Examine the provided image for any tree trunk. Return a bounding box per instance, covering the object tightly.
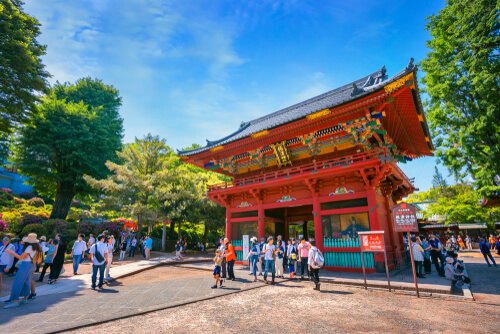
[162,221,167,251]
[178,221,182,239]
[203,223,209,248]
[136,214,143,240]
[49,181,75,219]
[169,220,176,239]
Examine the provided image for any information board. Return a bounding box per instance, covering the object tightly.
[242,235,249,262]
[392,202,419,232]
[361,233,384,251]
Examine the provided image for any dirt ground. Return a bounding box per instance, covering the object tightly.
[107,266,207,286]
[70,278,499,334]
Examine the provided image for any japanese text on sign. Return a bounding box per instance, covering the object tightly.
[392,202,419,232]
[361,234,384,251]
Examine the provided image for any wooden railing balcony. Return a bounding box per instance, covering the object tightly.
[207,148,386,193]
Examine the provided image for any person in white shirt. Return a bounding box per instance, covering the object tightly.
[261,236,276,284]
[71,234,87,275]
[104,237,114,280]
[86,234,95,263]
[0,235,15,294]
[307,240,322,291]
[110,235,116,249]
[128,237,137,257]
[89,235,108,289]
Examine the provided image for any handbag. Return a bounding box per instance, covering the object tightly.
[93,243,105,263]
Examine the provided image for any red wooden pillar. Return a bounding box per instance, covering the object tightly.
[258,202,265,240]
[366,189,380,230]
[225,207,231,240]
[313,195,323,251]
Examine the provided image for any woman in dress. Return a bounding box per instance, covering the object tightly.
[48,235,68,284]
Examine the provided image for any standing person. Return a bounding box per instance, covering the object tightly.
[489,235,497,250]
[457,236,464,251]
[183,237,188,254]
[36,239,58,282]
[262,236,276,284]
[421,236,432,275]
[144,235,153,260]
[35,236,46,272]
[411,236,425,278]
[71,234,87,275]
[89,235,108,290]
[257,237,266,276]
[86,234,95,262]
[297,237,311,280]
[288,253,297,278]
[308,240,323,290]
[104,236,114,280]
[0,235,15,293]
[248,237,260,282]
[465,235,472,251]
[128,236,137,257]
[479,238,497,267]
[175,238,183,260]
[3,234,42,309]
[287,239,298,259]
[211,250,223,289]
[224,238,236,281]
[119,239,127,261]
[140,237,146,259]
[49,236,67,284]
[8,238,22,275]
[219,238,227,280]
[275,240,285,278]
[110,235,116,249]
[428,234,446,277]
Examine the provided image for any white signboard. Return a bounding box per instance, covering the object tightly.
[242,235,249,262]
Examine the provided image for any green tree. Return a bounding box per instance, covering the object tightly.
[0,0,50,133]
[14,78,124,219]
[84,134,191,240]
[420,0,500,196]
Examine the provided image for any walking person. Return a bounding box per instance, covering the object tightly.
[86,234,95,262]
[219,238,227,279]
[257,237,265,276]
[428,234,446,277]
[249,237,260,282]
[89,235,108,290]
[211,250,223,289]
[411,236,425,278]
[275,240,285,278]
[0,235,15,294]
[104,236,114,281]
[421,236,432,275]
[3,234,42,309]
[36,239,58,282]
[35,236,46,272]
[8,238,22,275]
[128,236,137,257]
[465,235,472,250]
[175,238,183,260]
[49,236,68,284]
[262,236,276,284]
[119,239,127,261]
[308,240,323,290]
[297,237,311,280]
[479,238,497,267]
[224,238,236,281]
[71,234,87,275]
[144,235,153,260]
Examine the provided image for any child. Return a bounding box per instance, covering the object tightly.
[288,253,297,278]
[175,240,183,260]
[212,250,223,289]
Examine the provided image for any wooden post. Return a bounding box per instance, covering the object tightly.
[407,231,420,298]
[225,207,231,240]
[258,203,265,240]
[313,196,323,250]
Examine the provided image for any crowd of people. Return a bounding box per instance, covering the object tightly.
[0,229,155,309]
[212,235,324,291]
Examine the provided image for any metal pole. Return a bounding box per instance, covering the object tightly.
[407,231,419,298]
[382,234,391,292]
[360,246,367,289]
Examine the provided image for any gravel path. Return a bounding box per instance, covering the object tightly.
[69,280,500,333]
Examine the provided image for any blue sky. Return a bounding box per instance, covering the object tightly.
[23,0,452,192]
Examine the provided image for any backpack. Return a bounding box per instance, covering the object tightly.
[93,243,105,262]
[32,251,43,265]
[312,248,324,268]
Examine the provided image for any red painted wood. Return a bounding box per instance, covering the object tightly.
[235,247,243,251]
[226,208,231,239]
[258,203,264,240]
[231,217,259,223]
[313,196,323,250]
[320,206,369,216]
[318,191,367,204]
[263,198,313,209]
[323,266,376,274]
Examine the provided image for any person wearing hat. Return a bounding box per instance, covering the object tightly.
[0,234,15,294]
[444,256,465,288]
[248,237,261,282]
[3,233,42,309]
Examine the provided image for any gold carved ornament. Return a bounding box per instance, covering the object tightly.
[270,141,292,169]
[384,72,415,93]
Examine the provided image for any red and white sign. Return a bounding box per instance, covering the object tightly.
[392,202,419,232]
[361,234,384,251]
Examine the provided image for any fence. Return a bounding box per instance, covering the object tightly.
[151,238,178,252]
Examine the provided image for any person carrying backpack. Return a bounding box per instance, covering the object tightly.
[307,240,324,291]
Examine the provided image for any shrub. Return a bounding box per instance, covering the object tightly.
[76,220,95,235]
[1,188,13,196]
[0,214,6,232]
[22,214,45,226]
[19,192,35,200]
[27,197,45,208]
[5,217,23,235]
[21,223,48,238]
[43,219,70,237]
[13,198,25,205]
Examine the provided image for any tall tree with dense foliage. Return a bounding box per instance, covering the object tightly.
[84,134,192,240]
[0,0,50,133]
[14,78,123,219]
[420,0,500,195]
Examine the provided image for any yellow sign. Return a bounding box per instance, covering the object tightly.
[384,72,415,93]
[270,141,292,168]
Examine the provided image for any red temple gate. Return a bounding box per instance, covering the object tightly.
[178,59,434,273]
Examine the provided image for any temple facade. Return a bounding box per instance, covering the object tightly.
[179,59,434,272]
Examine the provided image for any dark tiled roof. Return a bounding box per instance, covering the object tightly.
[178,59,416,156]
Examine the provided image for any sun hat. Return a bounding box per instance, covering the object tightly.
[23,233,39,243]
[40,236,46,241]
[446,257,453,264]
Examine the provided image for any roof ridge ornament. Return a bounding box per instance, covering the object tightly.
[406,58,414,71]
